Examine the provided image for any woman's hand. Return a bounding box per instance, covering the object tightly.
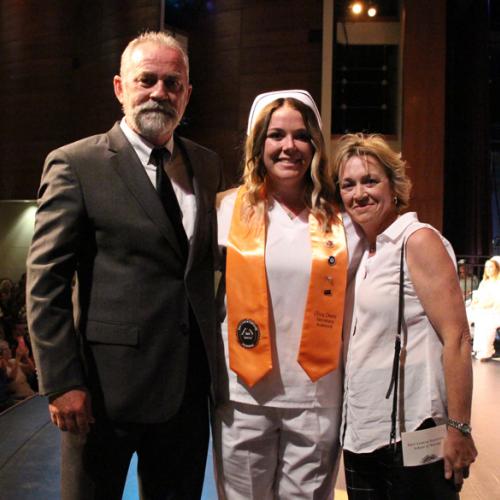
[443,427,477,491]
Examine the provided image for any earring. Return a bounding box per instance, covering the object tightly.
[393,196,398,206]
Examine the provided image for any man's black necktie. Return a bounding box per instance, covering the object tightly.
[151,147,189,259]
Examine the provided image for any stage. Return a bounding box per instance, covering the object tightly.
[0,396,217,500]
[1,358,499,499]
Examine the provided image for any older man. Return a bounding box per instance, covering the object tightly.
[27,32,224,499]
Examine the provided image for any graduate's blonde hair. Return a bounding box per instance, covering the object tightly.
[243,98,338,231]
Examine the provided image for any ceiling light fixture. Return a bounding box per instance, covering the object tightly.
[351,2,363,15]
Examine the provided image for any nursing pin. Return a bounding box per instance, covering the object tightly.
[237,319,260,349]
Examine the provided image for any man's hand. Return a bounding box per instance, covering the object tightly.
[49,388,95,434]
[443,428,477,491]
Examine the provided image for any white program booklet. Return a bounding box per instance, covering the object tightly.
[401,424,447,467]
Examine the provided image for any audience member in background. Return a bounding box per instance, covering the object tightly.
[0,345,15,412]
[472,257,500,360]
[13,325,37,391]
[458,259,478,302]
[0,339,35,400]
[0,278,14,305]
[13,273,27,324]
[0,279,15,344]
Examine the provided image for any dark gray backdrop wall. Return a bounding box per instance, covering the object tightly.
[444,0,491,256]
[0,0,161,200]
[184,0,324,186]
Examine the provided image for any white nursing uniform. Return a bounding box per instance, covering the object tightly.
[472,278,500,359]
[214,190,362,500]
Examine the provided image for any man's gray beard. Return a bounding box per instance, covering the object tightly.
[128,102,179,142]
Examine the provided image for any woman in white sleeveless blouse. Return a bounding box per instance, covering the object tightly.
[332,133,477,500]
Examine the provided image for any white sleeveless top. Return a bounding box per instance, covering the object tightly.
[341,212,456,453]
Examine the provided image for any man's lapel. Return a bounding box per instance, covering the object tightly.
[106,123,185,260]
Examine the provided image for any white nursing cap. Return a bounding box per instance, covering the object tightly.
[246,89,322,135]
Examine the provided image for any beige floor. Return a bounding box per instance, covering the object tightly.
[334,357,500,499]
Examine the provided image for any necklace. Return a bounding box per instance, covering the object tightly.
[282,204,305,219]
[271,193,306,219]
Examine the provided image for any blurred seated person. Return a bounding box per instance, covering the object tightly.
[0,340,35,400]
[458,259,478,302]
[0,279,14,316]
[13,273,27,316]
[472,257,500,360]
[13,324,37,391]
[0,352,15,412]
[0,279,15,344]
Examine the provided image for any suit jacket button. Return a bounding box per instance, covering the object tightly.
[180,323,189,334]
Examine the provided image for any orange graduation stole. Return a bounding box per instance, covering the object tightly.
[226,186,348,388]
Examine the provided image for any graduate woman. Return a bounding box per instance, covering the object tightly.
[214,90,360,499]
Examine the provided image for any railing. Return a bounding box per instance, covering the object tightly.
[455,255,492,302]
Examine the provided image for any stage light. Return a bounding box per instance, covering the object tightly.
[367,6,377,17]
[351,2,363,15]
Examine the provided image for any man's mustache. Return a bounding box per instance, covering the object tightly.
[136,101,178,119]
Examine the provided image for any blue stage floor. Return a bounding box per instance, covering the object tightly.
[0,396,217,500]
[4,359,499,500]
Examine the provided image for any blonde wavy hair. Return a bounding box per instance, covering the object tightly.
[483,258,500,281]
[331,133,412,210]
[242,98,337,231]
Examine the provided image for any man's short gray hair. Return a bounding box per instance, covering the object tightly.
[120,31,189,79]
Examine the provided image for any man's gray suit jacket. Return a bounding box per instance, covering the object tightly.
[27,122,224,423]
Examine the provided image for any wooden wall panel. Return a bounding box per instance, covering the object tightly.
[0,0,160,200]
[0,0,75,198]
[188,0,323,185]
[187,5,241,181]
[401,0,446,230]
[71,0,162,138]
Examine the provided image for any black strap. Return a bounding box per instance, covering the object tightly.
[385,242,405,450]
[151,148,189,259]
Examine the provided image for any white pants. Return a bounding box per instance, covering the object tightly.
[213,402,341,500]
